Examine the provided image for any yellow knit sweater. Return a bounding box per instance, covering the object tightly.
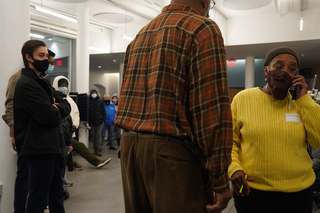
[228,87,320,192]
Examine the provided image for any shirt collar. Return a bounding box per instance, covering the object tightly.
[162,4,200,16]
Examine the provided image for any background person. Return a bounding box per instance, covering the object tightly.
[89,89,106,156]
[55,90,73,200]
[43,49,55,79]
[14,40,70,213]
[115,0,233,212]
[228,46,320,213]
[52,76,82,169]
[53,76,111,169]
[101,94,117,150]
[112,94,122,146]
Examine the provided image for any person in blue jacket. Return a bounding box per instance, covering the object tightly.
[101,94,117,150]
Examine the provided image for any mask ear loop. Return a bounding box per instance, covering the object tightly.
[288,90,291,110]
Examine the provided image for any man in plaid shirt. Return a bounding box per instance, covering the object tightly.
[115,0,232,212]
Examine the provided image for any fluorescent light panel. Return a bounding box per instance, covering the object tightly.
[121,34,134,41]
[30,33,45,39]
[35,6,78,23]
[300,17,303,31]
[89,46,110,53]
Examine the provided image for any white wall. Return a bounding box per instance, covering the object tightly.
[211,9,228,45]
[89,29,112,54]
[46,40,71,58]
[226,7,320,45]
[0,1,30,212]
[89,72,120,97]
[111,16,151,53]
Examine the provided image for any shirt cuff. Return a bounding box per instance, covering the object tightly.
[8,120,14,126]
[228,161,243,180]
[211,172,230,193]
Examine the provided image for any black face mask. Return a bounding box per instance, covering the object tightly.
[104,100,110,105]
[32,58,49,73]
[266,70,293,100]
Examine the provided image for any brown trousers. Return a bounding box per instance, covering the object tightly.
[120,132,213,213]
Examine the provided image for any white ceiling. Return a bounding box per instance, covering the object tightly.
[93,13,134,24]
[223,0,272,10]
[29,0,320,71]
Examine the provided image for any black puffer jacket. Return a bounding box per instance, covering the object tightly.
[14,67,71,156]
[88,89,106,126]
[61,115,74,147]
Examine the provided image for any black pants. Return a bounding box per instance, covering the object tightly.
[25,154,65,213]
[234,186,313,213]
[14,155,29,213]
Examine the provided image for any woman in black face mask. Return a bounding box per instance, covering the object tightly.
[25,44,49,75]
[228,46,320,213]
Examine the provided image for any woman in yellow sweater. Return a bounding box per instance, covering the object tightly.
[228,46,320,213]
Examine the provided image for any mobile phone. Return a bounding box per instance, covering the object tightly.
[289,72,299,100]
[289,85,299,100]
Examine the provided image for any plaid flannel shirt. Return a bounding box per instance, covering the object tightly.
[115,4,232,192]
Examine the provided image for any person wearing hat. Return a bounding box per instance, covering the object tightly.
[89,89,106,156]
[228,46,320,212]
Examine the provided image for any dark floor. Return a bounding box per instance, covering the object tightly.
[45,141,319,213]
[63,142,124,213]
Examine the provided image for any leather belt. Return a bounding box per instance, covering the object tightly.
[124,130,202,156]
[124,129,184,142]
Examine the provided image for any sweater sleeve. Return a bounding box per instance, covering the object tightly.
[228,94,244,178]
[296,94,320,148]
[68,96,80,128]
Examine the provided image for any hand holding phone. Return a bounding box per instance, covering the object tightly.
[291,75,308,100]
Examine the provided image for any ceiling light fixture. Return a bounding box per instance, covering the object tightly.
[300,1,303,31]
[89,46,110,53]
[30,33,45,39]
[34,5,78,23]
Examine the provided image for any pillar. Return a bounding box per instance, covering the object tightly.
[76,6,90,147]
[0,1,30,212]
[76,5,90,94]
[245,56,255,89]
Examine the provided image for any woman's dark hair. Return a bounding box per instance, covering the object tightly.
[21,39,47,67]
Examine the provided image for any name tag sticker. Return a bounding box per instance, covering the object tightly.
[285,113,301,124]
